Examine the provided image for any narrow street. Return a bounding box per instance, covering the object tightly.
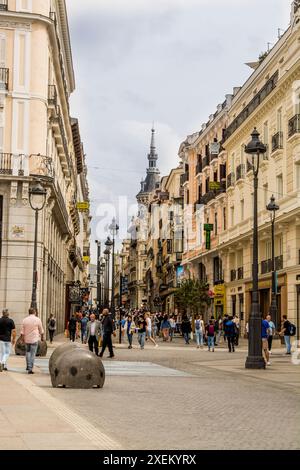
[1,337,299,450]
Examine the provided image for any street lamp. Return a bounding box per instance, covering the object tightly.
[29,181,47,312]
[245,128,267,370]
[104,237,113,308]
[100,259,106,309]
[109,218,119,320]
[95,240,102,313]
[266,195,280,325]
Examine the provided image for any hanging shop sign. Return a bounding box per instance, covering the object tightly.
[76,202,90,212]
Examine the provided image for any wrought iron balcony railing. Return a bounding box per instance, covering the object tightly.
[0,153,54,179]
[288,114,300,138]
[0,0,8,11]
[236,164,245,181]
[230,270,237,282]
[238,267,244,280]
[272,131,283,152]
[0,68,9,90]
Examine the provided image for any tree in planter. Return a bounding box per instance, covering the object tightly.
[175,278,211,325]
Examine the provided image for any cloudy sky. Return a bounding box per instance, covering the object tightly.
[66,0,290,254]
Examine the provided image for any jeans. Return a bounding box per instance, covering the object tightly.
[207,336,214,350]
[216,330,223,345]
[284,335,291,354]
[0,341,11,366]
[100,332,114,357]
[227,336,235,352]
[69,330,76,342]
[195,330,204,347]
[48,330,55,343]
[183,332,190,344]
[26,343,38,371]
[127,333,133,347]
[81,329,87,343]
[138,332,146,349]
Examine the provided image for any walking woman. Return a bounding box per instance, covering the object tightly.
[47,314,56,344]
[123,315,135,349]
[194,314,205,349]
[161,314,171,342]
[181,315,192,345]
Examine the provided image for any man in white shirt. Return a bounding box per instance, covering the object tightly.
[86,314,102,356]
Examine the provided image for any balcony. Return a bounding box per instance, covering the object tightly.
[0,153,54,179]
[0,1,8,11]
[0,68,9,91]
[272,131,283,153]
[288,114,300,138]
[180,172,189,185]
[196,162,202,175]
[275,255,283,271]
[199,191,215,205]
[236,164,245,181]
[261,259,272,275]
[238,267,244,280]
[48,84,58,108]
[230,270,237,282]
[227,172,235,189]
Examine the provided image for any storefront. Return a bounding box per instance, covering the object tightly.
[213,284,226,318]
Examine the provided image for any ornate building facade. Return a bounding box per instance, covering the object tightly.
[0,0,90,332]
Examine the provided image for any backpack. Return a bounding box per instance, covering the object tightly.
[208,325,215,335]
[288,322,296,337]
[195,320,200,330]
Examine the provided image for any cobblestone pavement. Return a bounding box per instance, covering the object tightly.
[1,335,299,450]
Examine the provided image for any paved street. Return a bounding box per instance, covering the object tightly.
[0,335,299,450]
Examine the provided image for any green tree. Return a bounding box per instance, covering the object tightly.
[175,278,211,318]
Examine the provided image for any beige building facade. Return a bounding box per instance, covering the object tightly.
[0,0,90,332]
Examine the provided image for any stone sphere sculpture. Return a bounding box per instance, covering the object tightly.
[50,347,105,389]
[15,337,48,357]
[49,342,79,378]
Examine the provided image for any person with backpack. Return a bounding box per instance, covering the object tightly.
[224,316,236,353]
[47,314,56,344]
[194,314,205,349]
[205,319,215,352]
[279,315,296,355]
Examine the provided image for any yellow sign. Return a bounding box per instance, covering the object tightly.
[214,284,225,297]
[83,256,90,263]
[76,202,90,212]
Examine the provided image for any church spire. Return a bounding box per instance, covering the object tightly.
[148,126,159,171]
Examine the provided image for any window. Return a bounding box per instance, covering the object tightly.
[240,145,244,166]
[231,206,235,227]
[240,199,244,222]
[214,213,218,236]
[266,241,272,260]
[296,164,300,190]
[263,184,268,208]
[278,236,283,256]
[231,153,235,173]
[277,108,282,132]
[276,174,283,199]
[223,207,226,230]
[263,121,269,145]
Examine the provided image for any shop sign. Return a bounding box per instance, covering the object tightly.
[76,202,90,212]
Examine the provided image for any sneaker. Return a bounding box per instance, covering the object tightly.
[107,355,115,359]
[212,349,215,352]
[267,362,271,366]
[269,351,272,355]
[155,344,158,348]
[28,371,34,375]
[3,366,7,371]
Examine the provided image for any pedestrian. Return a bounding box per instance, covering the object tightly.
[137,315,147,350]
[262,315,271,366]
[0,309,16,372]
[123,315,135,349]
[194,314,205,349]
[169,315,176,342]
[161,314,171,342]
[68,313,77,342]
[279,315,295,355]
[181,314,192,345]
[224,316,235,353]
[20,308,44,374]
[47,314,56,344]
[144,312,158,347]
[86,314,102,356]
[99,309,115,358]
[233,315,240,346]
[215,315,223,346]
[222,314,229,342]
[80,312,89,344]
[266,314,276,354]
[206,319,215,352]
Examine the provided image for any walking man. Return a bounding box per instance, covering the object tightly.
[137,315,147,350]
[86,314,102,356]
[0,309,16,372]
[20,308,44,374]
[99,309,115,358]
[68,313,78,342]
[224,316,235,353]
[279,315,292,355]
[47,314,56,344]
[266,314,276,354]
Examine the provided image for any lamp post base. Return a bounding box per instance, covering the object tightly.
[245,356,266,369]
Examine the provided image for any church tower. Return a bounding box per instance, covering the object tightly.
[137,127,161,206]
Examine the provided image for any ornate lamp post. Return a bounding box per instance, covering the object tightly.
[29,181,47,312]
[100,259,106,309]
[245,128,267,370]
[266,195,280,325]
[104,237,113,308]
[109,218,119,319]
[95,240,102,313]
